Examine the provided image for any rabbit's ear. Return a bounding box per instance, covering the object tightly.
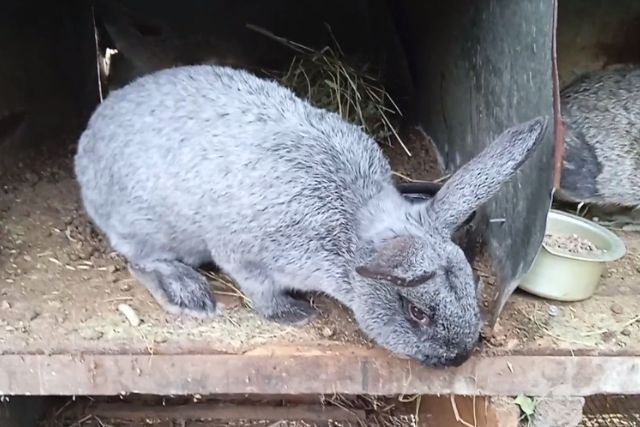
[355,236,436,288]
[426,116,548,234]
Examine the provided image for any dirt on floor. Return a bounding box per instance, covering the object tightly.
[0,151,371,355]
[0,128,443,357]
[384,125,444,184]
[1,138,639,359]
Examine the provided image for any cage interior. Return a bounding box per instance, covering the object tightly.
[0,0,562,361]
[0,0,454,358]
[2,1,640,425]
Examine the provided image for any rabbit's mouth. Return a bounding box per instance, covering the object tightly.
[421,349,473,368]
[446,350,474,367]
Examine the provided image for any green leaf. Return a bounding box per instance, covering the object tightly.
[514,394,536,417]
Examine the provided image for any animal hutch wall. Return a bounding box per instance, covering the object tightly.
[1,0,639,426]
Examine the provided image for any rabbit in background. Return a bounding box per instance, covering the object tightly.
[74,65,547,367]
[558,65,640,210]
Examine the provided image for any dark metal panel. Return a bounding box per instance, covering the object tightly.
[390,0,555,323]
[0,0,98,177]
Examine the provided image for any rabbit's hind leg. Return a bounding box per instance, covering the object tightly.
[128,259,220,318]
[225,261,316,324]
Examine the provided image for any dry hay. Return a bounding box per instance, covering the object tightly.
[202,269,253,308]
[247,24,409,156]
[43,394,419,427]
[321,394,418,427]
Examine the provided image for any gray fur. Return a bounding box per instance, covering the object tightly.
[74,65,546,367]
[559,65,640,207]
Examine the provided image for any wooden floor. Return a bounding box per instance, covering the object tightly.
[1,155,639,396]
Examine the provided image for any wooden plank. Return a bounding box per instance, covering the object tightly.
[0,354,638,397]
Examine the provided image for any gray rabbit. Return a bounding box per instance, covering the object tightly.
[74,65,546,367]
[558,65,640,208]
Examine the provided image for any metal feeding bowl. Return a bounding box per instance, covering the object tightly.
[519,209,627,302]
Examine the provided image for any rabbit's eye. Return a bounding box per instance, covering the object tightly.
[408,302,429,325]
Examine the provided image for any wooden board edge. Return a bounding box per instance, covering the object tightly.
[1,354,639,396]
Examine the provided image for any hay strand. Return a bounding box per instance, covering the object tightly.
[450,395,477,427]
[201,269,253,308]
[247,24,410,156]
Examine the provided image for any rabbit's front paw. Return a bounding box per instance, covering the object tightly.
[259,296,316,324]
